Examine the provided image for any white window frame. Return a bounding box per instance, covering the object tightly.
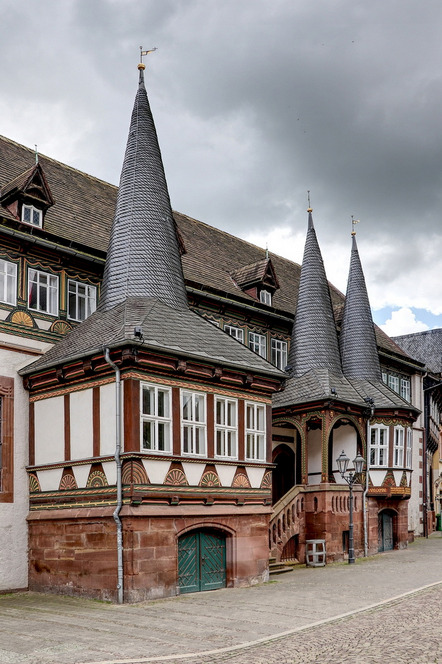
[67,279,97,321]
[271,338,287,370]
[249,331,267,358]
[0,259,17,306]
[140,383,172,453]
[400,378,411,402]
[245,401,266,461]
[382,371,388,385]
[393,426,405,467]
[181,390,207,457]
[260,289,272,306]
[388,374,399,394]
[22,204,42,228]
[28,268,58,315]
[369,424,389,467]
[406,428,413,468]
[224,324,244,343]
[215,396,238,459]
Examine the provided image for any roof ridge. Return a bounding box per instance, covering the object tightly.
[0,134,119,191]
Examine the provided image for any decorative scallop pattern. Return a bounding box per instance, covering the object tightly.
[10,311,34,327]
[232,473,251,488]
[199,471,221,487]
[29,473,41,493]
[59,473,77,491]
[87,469,108,487]
[51,320,72,335]
[164,468,188,486]
[122,459,149,485]
[260,471,272,489]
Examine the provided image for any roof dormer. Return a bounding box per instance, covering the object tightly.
[0,161,54,229]
[230,257,279,305]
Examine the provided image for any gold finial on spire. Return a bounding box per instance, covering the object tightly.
[307,190,312,213]
[351,215,360,236]
[139,46,157,70]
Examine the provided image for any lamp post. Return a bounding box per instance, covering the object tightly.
[336,450,365,564]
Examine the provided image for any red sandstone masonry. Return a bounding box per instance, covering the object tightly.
[28,507,271,602]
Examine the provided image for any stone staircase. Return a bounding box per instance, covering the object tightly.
[269,556,294,576]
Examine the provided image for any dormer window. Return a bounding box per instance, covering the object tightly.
[22,204,43,228]
[260,289,272,306]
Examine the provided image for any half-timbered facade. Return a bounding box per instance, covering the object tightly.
[0,61,428,600]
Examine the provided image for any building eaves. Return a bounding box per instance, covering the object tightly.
[20,296,285,379]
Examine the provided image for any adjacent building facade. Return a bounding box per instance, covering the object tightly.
[0,62,431,601]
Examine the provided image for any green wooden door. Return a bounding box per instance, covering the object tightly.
[178,530,226,594]
[378,511,394,552]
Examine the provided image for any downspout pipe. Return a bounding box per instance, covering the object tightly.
[363,398,375,558]
[104,347,124,604]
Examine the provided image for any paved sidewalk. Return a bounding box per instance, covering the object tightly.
[0,534,441,664]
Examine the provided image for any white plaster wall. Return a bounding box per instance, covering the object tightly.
[70,389,93,460]
[332,425,357,485]
[409,372,424,536]
[0,335,52,592]
[34,396,64,465]
[307,428,322,484]
[100,382,117,455]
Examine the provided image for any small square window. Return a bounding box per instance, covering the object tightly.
[260,290,272,306]
[22,205,42,228]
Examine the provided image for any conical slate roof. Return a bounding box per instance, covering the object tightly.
[288,210,342,377]
[98,65,188,312]
[340,234,381,380]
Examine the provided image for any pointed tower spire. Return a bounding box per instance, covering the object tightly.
[288,208,342,377]
[98,57,188,312]
[340,226,381,380]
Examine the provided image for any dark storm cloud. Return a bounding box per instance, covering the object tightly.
[0,0,441,322]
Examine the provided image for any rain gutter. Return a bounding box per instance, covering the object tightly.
[104,347,124,604]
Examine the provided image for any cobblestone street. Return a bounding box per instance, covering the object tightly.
[173,584,442,664]
[0,536,440,664]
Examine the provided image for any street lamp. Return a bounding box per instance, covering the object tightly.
[336,450,365,564]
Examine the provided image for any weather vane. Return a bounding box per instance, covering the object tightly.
[351,215,360,236]
[139,46,158,64]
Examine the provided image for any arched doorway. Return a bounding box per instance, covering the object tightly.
[272,444,295,504]
[178,529,226,594]
[378,510,395,552]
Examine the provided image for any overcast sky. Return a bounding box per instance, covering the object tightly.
[1,0,441,337]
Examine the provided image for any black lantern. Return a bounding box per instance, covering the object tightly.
[336,450,365,564]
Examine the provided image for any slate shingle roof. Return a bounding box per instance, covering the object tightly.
[393,329,442,374]
[273,368,417,411]
[20,296,284,378]
[340,234,381,380]
[99,67,188,312]
[288,211,342,377]
[0,135,412,363]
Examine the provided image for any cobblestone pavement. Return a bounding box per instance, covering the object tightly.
[0,535,440,664]
[168,585,442,664]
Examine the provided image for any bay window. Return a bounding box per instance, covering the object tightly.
[369,424,389,467]
[141,383,172,453]
[181,390,206,456]
[215,396,237,459]
[245,401,266,461]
